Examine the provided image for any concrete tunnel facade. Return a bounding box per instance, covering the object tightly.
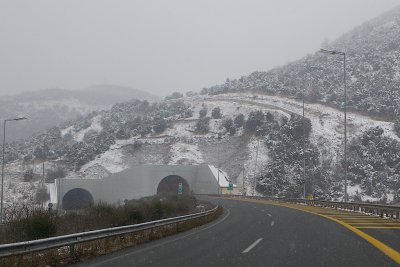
[54,164,235,210]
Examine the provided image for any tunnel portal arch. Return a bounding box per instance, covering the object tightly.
[157,175,190,194]
[62,188,94,210]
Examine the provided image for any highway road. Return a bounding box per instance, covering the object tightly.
[73,197,398,267]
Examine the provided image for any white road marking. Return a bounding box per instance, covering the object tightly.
[85,208,231,267]
[271,221,275,227]
[242,238,263,254]
[267,213,272,217]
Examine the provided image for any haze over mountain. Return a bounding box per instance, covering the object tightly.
[0,85,159,141]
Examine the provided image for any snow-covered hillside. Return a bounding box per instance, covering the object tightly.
[3,91,399,208]
[204,5,400,120]
[0,85,159,142]
[3,6,400,206]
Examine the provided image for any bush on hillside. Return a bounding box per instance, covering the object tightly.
[211,107,222,119]
[195,117,210,133]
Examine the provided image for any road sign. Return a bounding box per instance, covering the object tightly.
[228,182,233,191]
[178,182,183,194]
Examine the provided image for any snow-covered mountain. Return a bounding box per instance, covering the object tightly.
[0,85,160,141]
[3,6,400,206]
[3,91,400,206]
[204,5,400,120]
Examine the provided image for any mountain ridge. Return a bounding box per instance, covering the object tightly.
[0,84,160,141]
[203,5,400,119]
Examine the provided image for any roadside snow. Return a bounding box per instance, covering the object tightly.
[169,143,203,165]
[244,137,269,196]
[74,115,103,142]
[208,165,230,187]
[61,115,103,141]
[81,146,127,174]
[204,93,399,164]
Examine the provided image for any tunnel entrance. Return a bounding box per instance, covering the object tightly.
[62,188,94,210]
[157,175,190,194]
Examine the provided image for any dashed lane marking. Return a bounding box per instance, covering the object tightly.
[221,197,400,265]
[242,238,263,254]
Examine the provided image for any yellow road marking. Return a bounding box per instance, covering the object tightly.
[349,222,400,225]
[332,216,390,222]
[223,197,400,265]
[356,227,400,229]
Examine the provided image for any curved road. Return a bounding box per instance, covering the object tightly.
[74,197,397,267]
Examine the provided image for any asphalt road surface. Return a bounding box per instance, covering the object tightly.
[73,197,398,267]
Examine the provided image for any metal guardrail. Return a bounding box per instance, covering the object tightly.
[0,206,219,258]
[216,194,400,220]
[286,198,400,219]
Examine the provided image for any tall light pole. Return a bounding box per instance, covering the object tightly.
[319,48,348,202]
[302,90,306,199]
[1,117,27,223]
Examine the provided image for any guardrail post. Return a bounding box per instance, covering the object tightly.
[16,254,23,267]
[70,244,76,259]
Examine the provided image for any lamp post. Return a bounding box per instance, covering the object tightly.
[319,48,347,202]
[217,133,221,195]
[1,117,27,223]
[302,90,306,199]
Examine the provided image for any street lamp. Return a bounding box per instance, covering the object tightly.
[1,117,27,223]
[319,48,348,202]
[302,88,306,199]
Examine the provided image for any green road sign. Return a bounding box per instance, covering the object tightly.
[178,182,183,194]
[228,182,233,191]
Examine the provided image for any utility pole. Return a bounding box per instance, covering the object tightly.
[217,133,221,195]
[253,139,260,196]
[242,158,245,196]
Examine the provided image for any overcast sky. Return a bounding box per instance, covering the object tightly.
[0,0,399,97]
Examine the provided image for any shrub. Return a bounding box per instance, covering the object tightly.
[223,118,236,135]
[199,108,207,118]
[21,211,57,240]
[195,117,210,133]
[245,110,264,132]
[23,169,34,182]
[165,92,183,100]
[35,187,50,204]
[234,114,245,127]
[46,166,67,182]
[211,107,222,119]
[133,140,143,149]
[184,109,193,118]
[153,117,167,134]
[394,118,400,137]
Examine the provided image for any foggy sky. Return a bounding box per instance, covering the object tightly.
[0,0,399,97]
